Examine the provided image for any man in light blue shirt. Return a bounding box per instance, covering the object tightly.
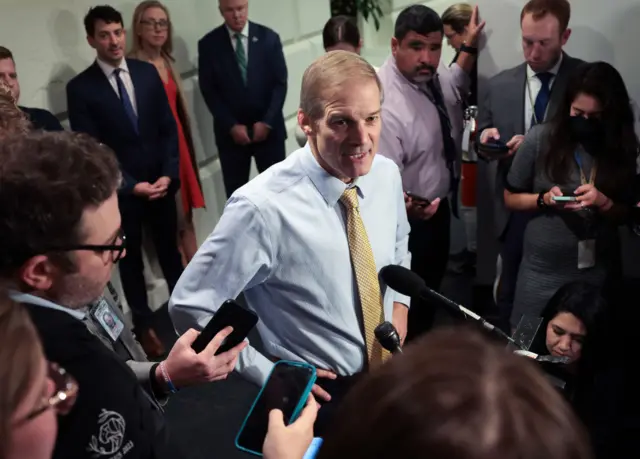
[170,50,411,430]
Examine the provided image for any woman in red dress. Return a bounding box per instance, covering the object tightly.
[129,0,205,264]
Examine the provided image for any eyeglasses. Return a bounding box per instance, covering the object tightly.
[43,228,127,263]
[141,19,169,30]
[14,362,79,426]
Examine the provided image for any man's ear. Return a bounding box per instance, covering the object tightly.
[298,109,314,136]
[18,255,56,291]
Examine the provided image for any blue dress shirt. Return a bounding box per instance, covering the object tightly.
[169,145,411,386]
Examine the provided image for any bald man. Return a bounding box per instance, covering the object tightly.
[198,0,288,197]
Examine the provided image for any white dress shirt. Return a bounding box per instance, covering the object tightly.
[226,22,250,63]
[96,57,138,115]
[524,54,563,132]
[169,145,411,386]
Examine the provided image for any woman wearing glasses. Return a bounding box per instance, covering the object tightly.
[1,296,78,459]
[129,0,205,265]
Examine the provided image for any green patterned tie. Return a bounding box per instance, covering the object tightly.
[234,33,247,84]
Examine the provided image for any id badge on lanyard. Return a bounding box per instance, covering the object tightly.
[91,298,125,342]
[575,152,597,270]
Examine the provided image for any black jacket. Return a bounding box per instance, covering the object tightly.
[27,303,165,459]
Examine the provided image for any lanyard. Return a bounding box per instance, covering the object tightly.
[575,152,597,185]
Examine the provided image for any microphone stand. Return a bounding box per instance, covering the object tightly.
[418,288,525,350]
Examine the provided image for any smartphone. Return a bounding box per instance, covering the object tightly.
[406,191,431,206]
[191,299,258,354]
[552,196,578,202]
[235,361,317,456]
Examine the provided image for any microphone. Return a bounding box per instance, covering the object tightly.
[380,265,522,349]
[374,321,403,354]
[513,350,571,364]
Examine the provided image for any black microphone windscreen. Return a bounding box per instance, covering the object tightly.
[374,321,401,353]
[380,265,426,298]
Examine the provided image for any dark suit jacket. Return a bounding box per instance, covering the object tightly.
[198,22,288,147]
[477,53,585,238]
[66,59,179,194]
[19,105,63,131]
[26,304,163,459]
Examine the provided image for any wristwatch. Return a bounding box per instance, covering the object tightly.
[537,191,547,209]
[460,43,478,55]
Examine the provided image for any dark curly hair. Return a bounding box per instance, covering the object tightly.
[0,131,122,275]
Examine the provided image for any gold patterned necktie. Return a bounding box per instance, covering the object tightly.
[340,187,390,365]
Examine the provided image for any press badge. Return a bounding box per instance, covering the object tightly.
[578,239,596,270]
[92,298,124,341]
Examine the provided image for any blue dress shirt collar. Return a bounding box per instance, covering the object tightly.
[298,143,375,206]
[9,291,86,320]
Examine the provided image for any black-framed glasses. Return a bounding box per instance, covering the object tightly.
[14,362,79,426]
[44,228,126,263]
[141,19,169,30]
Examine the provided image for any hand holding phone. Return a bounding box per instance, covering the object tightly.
[262,395,319,459]
[405,193,441,220]
[191,299,258,354]
[236,361,317,456]
[159,326,247,389]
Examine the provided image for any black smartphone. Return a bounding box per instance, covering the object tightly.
[235,361,317,456]
[406,191,431,206]
[191,299,258,354]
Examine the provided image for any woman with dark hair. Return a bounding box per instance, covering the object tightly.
[322,15,362,53]
[529,281,630,459]
[530,281,607,369]
[504,62,638,327]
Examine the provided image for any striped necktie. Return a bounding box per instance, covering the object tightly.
[234,33,247,84]
[340,187,390,365]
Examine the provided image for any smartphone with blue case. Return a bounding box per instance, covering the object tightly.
[235,360,317,456]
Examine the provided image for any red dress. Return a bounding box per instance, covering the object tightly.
[163,74,205,214]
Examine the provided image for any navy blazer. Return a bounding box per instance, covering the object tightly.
[198,22,288,146]
[66,59,179,194]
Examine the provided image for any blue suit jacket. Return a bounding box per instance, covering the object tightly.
[198,22,288,146]
[66,59,179,194]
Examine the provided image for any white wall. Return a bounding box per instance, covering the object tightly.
[1,0,331,312]
[475,0,640,283]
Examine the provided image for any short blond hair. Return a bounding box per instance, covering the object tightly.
[300,50,381,121]
[442,3,473,33]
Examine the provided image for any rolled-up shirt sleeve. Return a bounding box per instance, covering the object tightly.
[169,196,276,386]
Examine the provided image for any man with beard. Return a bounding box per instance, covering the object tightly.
[477,0,583,332]
[377,5,483,341]
[66,5,183,357]
[0,131,245,458]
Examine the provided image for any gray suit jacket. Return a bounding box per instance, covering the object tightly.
[477,53,584,238]
[82,283,168,412]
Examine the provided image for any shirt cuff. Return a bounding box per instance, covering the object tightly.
[394,292,411,309]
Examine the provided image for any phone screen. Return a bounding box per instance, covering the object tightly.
[236,362,316,455]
